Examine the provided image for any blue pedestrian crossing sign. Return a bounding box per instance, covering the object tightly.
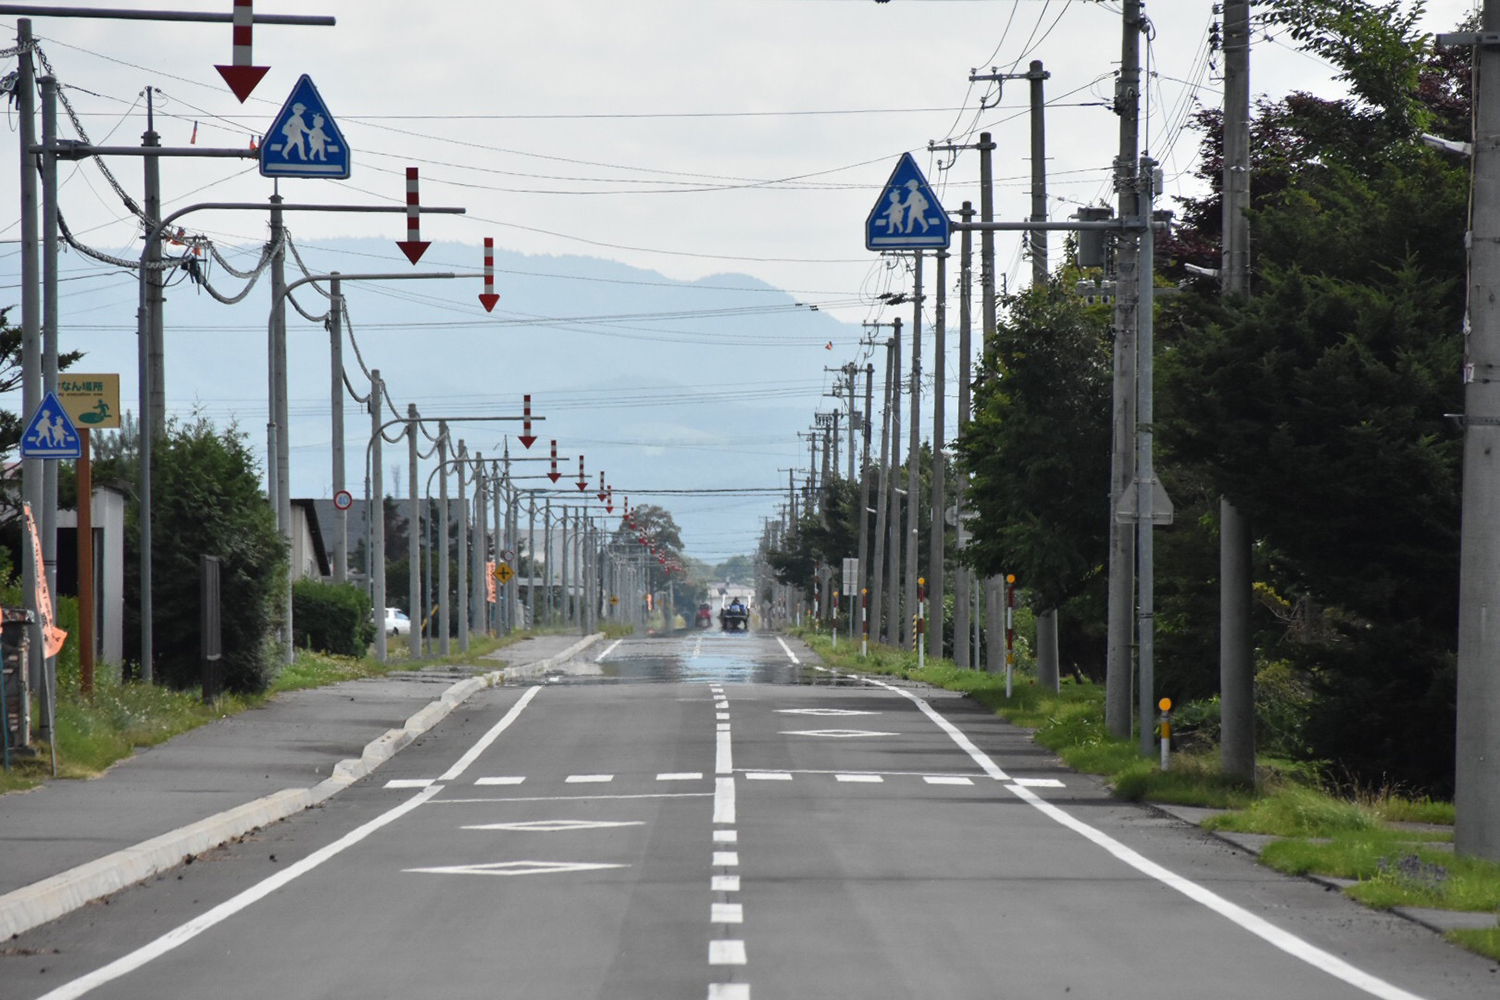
[20,391,81,460]
[866,152,950,251]
[260,74,350,179]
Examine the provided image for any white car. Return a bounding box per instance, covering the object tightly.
[383,607,411,637]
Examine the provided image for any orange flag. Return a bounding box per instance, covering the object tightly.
[23,502,67,658]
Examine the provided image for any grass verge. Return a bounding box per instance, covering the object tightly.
[1,627,576,794]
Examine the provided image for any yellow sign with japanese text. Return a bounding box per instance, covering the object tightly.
[56,374,121,429]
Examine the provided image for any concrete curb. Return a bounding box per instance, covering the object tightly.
[0,633,605,940]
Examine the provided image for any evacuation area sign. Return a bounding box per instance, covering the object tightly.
[865,152,950,251]
[56,373,121,429]
[21,392,81,459]
[261,74,350,179]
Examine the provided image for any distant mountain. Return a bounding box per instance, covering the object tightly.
[5,237,859,563]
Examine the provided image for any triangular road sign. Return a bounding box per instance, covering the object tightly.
[261,75,351,179]
[20,391,81,459]
[866,153,950,251]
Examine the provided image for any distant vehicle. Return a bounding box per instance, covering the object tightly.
[696,603,714,629]
[720,597,749,633]
[384,607,411,637]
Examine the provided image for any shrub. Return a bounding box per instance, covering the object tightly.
[293,579,374,656]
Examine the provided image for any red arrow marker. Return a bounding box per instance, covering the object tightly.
[479,237,500,312]
[518,395,537,449]
[547,440,561,483]
[215,1,270,103]
[597,471,607,503]
[396,167,431,264]
[605,487,614,515]
[576,456,588,492]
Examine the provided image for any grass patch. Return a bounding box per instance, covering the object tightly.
[2,628,566,793]
[1447,927,1500,961]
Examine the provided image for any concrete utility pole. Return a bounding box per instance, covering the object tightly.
[17,20,41,715]
[370,371,387,663]
[144,86,165,442]
[885,317,904,646]
[329,278,347,584]
[870,330,896,645]
[437,424,450,653]
[40,74,60,736]
[1219,0,1256,782]
[1453,4,1500,861]
[955,202,974,669]
[905,253,923,651]
[858,360,874,637]
[979,131,1004,674]
[1107,0,1144,738]
[407,405,421,659]
[929,247,946,662]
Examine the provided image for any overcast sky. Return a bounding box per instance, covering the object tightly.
[0,0,1482,563]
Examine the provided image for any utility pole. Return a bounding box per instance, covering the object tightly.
[859,359,874,639]
[370,370,387,662]
[869,326,897,645]
[457,440,469,651]
[885,316,904,646]
[407,404,421,659]
[1220,0,1256,782]
[144,86,165,441]
[905,253,923,652]
[955,202,975,669]
[930,246,946,661]
[18,19,42,714]
[1452,5,1500,861]
[329,278,347,584]
[438,423,450,654]
[1107,0,1144,738]
[979,131,1003,673]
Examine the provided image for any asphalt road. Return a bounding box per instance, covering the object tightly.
[6,630,1498,1000]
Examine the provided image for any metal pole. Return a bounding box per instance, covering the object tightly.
[885,317,903,647]
[40,74,59,729]
[407,405,421,659]
[438,423,450,654]
[371,370,386,663]
[18,20,43,708]
[930,247,946,662]
[329,276,347,584]
[905,254,922,652]
[269,193,293,665]
[457,440,469,651]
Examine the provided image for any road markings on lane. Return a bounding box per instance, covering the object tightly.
[565,774,615,783]
[439,685,544,782]
[461,820,644,832]
[595,638,624,661]
[404,860,628,877]
[924,776,975,786]
[714,830,738,843]
[1014,778,1065,788]
[437,792,713,805]
[775,636,800,663]
[717,712,731,720]
[835,774,884,783]
[708,985,750,999]
[717,729,734,773]
[713,851,740,866]
[33,784,445,1000]
[476,776,527,786]
[828,665,1431,1000]
[778,728,900,738]
[745,772,794,781]
[712,903,745,924]
[776,708,880,716]
[715,777,737,824]
[659,771,704,781]
[709,940,748,965]
[384,778,436,789]
[713,875,740,892]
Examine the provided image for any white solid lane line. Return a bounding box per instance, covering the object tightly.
[36,785,444,1000]
[775,636,800,664]
[595,638,624,661]
[439,685,543,782]
[845,666,1431,1000]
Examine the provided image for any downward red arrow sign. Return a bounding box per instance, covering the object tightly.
[214,0,270,103]
[519,395,537,449]
[576,456,588,492]
[547,440,560,483]
[479,237,500,312]
[597,471,607,503]
[396,167,431,264]
[606,487,614,514]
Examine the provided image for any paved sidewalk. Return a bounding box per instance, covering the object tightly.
[0,631,600,938]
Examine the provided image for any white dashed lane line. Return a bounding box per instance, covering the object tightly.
[710,686,748,998]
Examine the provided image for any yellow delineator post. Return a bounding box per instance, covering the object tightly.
[1159,697,1173,771]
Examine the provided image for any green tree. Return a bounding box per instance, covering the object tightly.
[95,418,285,692]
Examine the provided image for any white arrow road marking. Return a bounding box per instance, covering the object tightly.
[776,708,880,716]
[462,820,644,832]
[404,860,628,877]
[778,729,900,738]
